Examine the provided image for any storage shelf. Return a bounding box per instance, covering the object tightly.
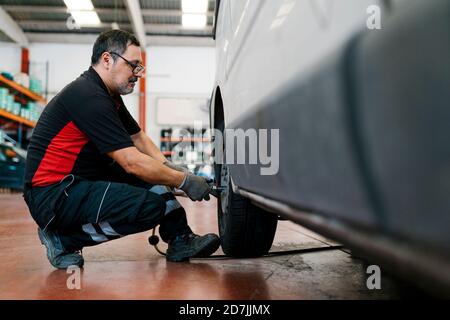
[0,109,36,128]
[0,75,46,103]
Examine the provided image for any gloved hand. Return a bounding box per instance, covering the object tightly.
[164,160,188,173]
[178,172,211,201]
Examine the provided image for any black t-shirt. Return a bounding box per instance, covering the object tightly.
[25,67,141,187]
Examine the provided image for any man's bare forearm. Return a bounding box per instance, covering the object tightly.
[108,147,184,187]
[130,152,184,187]
[131,130,167,163]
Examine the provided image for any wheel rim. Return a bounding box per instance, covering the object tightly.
[217,162,230,237]
[219,163,229,214]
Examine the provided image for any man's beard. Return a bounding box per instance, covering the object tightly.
[117,77,138,95]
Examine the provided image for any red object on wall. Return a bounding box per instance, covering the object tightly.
[139,51,147,133]
[21,47,29,74]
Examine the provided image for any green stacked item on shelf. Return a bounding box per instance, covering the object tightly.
[1,72,13,81]
[26,101,42,121]
[0,83,43,121]
[27,102,33,121]
[0,85,43,121]
[13,102,21,116]
[29,77,42,95]
[20,105,26,119]
[0,88,8,109]
[36,106,43,121]
[6,95,14,113]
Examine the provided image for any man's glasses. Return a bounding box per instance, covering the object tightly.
[109,52,145,75]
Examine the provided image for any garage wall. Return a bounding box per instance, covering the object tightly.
[0,42,216,144]
[146,46,215,146]
[0,42,21,76]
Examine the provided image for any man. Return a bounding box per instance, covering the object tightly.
[23,30,220,269]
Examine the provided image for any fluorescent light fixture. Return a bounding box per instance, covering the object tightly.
[63,0,94,11]
[182,0,208,14]
[182,14,207,29]
[71,11,101,26]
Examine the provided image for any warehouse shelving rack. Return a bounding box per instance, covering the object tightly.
[160,131,212,158]
[0,74,47,147]
[160,128,214,179]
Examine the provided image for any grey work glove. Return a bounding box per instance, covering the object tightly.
[164,160,188,173]
[178,172,211,201]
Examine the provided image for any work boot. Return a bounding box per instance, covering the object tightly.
[166,233,220,262]
[37,227,84,269]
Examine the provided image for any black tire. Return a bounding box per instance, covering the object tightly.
[216,163,278,257]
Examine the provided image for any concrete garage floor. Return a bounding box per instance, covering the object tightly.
[0,193,428,300]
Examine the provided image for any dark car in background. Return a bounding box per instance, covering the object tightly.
[0,143,26,190]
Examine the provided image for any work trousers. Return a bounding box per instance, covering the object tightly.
[23,164,192,252]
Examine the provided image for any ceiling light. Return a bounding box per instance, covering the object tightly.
[182,14,207,29]
[182,0,208,14]
[63,0,94,11]
[70,11,101,26]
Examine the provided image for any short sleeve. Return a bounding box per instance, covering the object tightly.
[65,93,134,154]
[117,102,141,135]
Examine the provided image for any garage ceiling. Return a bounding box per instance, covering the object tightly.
[0,0,216,46]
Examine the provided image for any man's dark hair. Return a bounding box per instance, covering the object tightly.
[91,30,140,65]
